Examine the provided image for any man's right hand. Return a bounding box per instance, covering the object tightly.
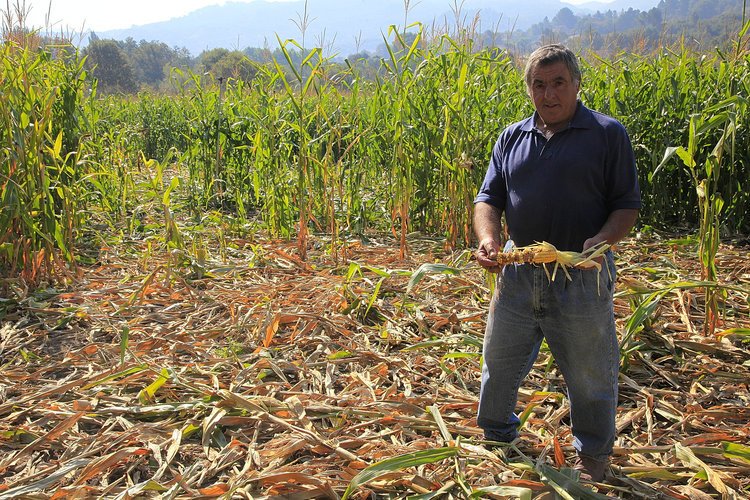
[476,237,503,273]
[473,202,504,273]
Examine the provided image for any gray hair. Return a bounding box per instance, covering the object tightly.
[524,44,581,88]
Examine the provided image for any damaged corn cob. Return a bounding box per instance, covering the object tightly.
[492,242,558,265]
[492,241,610,282]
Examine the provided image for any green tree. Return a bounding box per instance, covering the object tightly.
[82,39,138,94]
[200,47,230,74]
[211,51,259,82]
[244,47,273,64]
[552,7,578,31]
[130,40,173,86]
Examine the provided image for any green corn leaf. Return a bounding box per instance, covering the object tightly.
[53,131,63,159]
[114,480,168,500]
[440,352,480,376]
[401,339,446,351]
[361,264,393,278]
[462,335,483,348]
[739,16,750,38]
[674,443,729,497]
[716,328,750,341]
[327,350,352,360]
[695,112,729,136]
[649,146,682,182]
[364,277,385,318]
[162,176,179,207]
[276,36,303,83]
[674,146,695,169]
[407,263,462,293]
[81,365,149,390]
[517,403,537,429]
[345,262,362,282]
[341,447,459,500]
[620,290,663,352]
[536,464,611,499]
[138,368,171,404]
[721,441,750,464]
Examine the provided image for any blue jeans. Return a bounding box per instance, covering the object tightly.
[478,252,619,462]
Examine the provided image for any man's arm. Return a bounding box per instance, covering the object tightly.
[583,208,639,251]
[474,202,504,272]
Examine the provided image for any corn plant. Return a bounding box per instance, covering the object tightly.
[5,17,750,281]
[656,96,745,334]
[582,49,750,233]
[0,40,88,279]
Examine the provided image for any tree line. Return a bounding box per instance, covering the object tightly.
[484,0,746,55]
[79,0,746,95]
[81,34,385,95]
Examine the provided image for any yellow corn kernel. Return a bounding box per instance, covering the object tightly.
[529,242,557,264]
[493,242,556,265]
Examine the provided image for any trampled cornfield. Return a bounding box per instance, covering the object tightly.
[2,21,750,500]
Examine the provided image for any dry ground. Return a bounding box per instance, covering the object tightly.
[0,232,748,499]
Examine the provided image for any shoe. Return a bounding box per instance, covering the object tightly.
[574,455,609,482]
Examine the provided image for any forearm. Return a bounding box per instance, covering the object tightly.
[584,208,639,251]
[474,202,504,269]
[474,202,503,243]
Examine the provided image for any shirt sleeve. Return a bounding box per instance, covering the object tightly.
[605,122,642,212]
[474,136,507,211]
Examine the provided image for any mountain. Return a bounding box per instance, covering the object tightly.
[96,0,661,57]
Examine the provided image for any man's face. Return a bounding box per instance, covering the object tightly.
[527,61,580,131]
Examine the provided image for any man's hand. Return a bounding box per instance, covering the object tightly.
[579,209,639,268]
[579,236,607,268]
[476,237,503,273]
[474,202,505,273]
[583,235,607,252]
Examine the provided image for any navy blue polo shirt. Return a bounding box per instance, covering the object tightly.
[474,102,641,252]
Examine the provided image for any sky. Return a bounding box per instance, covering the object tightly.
[20,0,282,32]
[19,0,607,32]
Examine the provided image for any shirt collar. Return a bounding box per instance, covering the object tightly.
[520,100,593,132]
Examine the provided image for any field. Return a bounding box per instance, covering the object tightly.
[0,228,749,499]
[2,14,750,500]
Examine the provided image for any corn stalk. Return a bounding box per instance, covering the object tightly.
[656,96,744,335]
[0,39,88,281]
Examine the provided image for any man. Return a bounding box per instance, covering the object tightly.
[473,44,641,483]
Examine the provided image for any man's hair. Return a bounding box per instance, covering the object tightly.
[524,44,581,88]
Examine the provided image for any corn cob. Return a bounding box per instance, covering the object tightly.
[492,241,610,281]
[492,242,557,265]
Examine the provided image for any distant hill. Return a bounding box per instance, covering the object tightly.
[96,0,662,57]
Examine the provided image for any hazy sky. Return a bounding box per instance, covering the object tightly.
[20,0,277,31]
[20,0,603,32]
